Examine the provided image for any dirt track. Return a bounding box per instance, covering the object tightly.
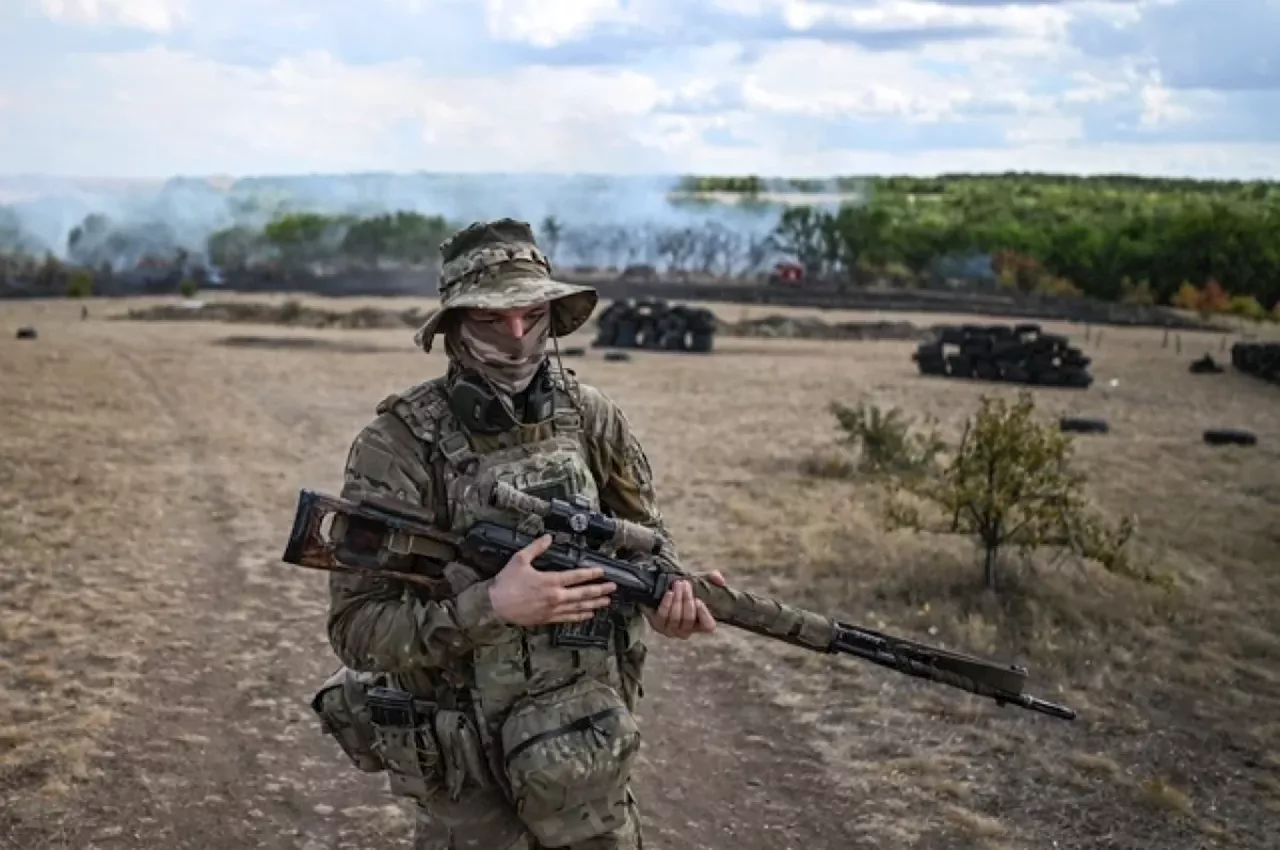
[3,298,1279,850]
[0,308,876,850]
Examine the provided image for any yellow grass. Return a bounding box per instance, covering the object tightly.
[2,293,1279,848]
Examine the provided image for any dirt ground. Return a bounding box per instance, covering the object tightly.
[2,295,1279,850]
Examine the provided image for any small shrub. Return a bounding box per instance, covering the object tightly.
[1227,295,1266,322]
[886,392,1145,590]
[66,270,93,299]
[1120,278,1155,306]
[1198,279,1231,316]
[1171,281,1200,310]
[178,277,198,298]
[279,298,304,321]
[1033,276,1084,298]
[826,401,944,477]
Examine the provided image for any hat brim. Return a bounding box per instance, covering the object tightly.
[413,275,598,352]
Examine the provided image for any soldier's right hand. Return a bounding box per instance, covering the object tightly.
[488,534,617,627]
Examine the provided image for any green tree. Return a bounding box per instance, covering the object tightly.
[67,269,93,298]
[207,225,265,271]
[887,393,1141,590]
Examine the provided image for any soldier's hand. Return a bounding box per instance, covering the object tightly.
[643,570,726,640]
[489,534,617,627]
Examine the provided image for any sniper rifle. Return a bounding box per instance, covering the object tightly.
[281,483,1076,721]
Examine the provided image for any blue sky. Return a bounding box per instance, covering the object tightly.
[1,0,1278,178]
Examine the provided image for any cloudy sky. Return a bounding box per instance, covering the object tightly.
[0,0,1277,179]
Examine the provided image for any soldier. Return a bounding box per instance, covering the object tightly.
[322,218,724,849]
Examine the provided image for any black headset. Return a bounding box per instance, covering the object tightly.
[446,359,556,436]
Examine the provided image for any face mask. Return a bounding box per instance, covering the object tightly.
[444,309,551,394]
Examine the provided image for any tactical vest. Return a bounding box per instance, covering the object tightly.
[374,367,645,731]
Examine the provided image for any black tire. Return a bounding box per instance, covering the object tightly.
[1062,353,1092,368]
[1000,363,1030,384]
[1027,354,1057,373]
[947,354,973,378]
[1060,417,1109,434]
[1203,428,1257,447]
[1059,369,1094,389]
[688,331,715,353]
[990,339,1024,358]
[603,351,632,363]
[612,322,639,348]
[917,356,947,376]
[973,359,1000,381]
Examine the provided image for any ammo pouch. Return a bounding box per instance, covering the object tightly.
[500,676,641,846]
[309,667,386,774]
[365,686,447,804]
[363,686,495,805]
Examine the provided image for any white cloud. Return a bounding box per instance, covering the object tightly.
[1139,81,1194,126]
[1063,71,1132,105]
[2,0,1278,179]
[1005,114,1084,146]
[785,0,1069,38]
[0,47,672,175]
[739,42,972,120]
[39,0,187,32]
[483,0,637,48]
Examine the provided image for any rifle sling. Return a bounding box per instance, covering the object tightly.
[386,529,457,563]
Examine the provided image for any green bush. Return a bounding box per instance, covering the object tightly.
[827,401,944,477]
[66,270,93,298]
[1227,294,1267,321]
[886,393,1149,590]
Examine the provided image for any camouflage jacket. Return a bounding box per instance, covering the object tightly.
[325,370,683,696]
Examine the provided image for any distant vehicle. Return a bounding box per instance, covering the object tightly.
[767,261,805,287]
[619,264,658,282]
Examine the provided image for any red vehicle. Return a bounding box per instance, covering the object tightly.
[767,261,805,286]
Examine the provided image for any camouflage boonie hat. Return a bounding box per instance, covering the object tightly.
[413,218,598,352]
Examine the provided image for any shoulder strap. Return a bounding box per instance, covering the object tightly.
[436,412,480,475]
[548,365,585,442]
[374,378,457,528]
[375,378,449,443]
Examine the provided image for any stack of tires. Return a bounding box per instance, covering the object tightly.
[593,298,717,353]
[1231,341,1280,385]
[912,323,1093,389]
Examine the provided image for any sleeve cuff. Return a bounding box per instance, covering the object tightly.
[453,580,511,646]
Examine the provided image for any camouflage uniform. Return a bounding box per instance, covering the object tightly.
[323,220,681,850]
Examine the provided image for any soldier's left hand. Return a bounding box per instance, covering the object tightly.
[643,571,727,640]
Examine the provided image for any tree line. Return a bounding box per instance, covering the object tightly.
[2,173,1279,320]
[763,174,1280,318]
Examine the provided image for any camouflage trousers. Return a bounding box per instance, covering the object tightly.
[412,786,643,850]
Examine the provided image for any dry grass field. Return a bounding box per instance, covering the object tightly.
[2,294,1278,850]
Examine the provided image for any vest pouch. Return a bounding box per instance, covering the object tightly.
[309,667,386,774]
[500,676,641,846]
[367,686,447,804]
[617,639,648,712]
